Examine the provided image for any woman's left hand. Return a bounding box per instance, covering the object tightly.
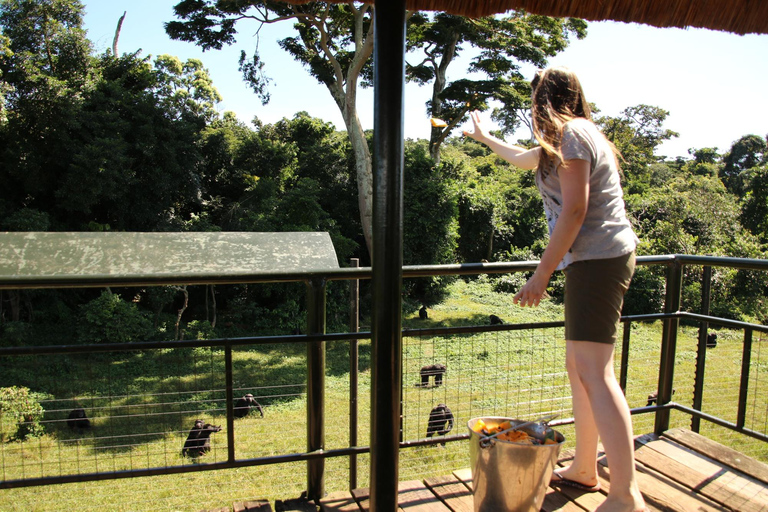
[513,271,551,307]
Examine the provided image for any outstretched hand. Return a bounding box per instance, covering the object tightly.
[463,110,490,143]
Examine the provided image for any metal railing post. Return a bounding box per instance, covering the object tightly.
[349,258,360,490]
[225,342,236,462]
[737,329,754,429]
[370,0,406,509]
[692,266,712,432]
[306,277,327,500]
[655,258,683,435]
[619,321,631,393]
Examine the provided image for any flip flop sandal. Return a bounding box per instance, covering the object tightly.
[550,469,602,492]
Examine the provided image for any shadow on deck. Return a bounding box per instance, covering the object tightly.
[219,428,768,512]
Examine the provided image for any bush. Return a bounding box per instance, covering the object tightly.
[77,290,152,343]
[0,386,48,441]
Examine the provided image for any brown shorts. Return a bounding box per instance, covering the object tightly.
[564,252,636,344]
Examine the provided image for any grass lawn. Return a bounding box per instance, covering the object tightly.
[0,277,766,511]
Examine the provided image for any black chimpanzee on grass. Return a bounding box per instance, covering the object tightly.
[67,408,90,432]
[181,419,222,457]
[420,363,446,387]
[489,314,504,325]
[234,393,265,418]
[426,404,454,446]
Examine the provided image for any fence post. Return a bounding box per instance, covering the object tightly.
[737,329,754,429]
[619,321,631,393]
[692,265,712,432]
[349,258,360,490]
[655,258,683,435]
[306,277,327,500]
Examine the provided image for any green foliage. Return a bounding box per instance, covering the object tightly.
[406,11,587,160]
[0,386,48,441]
[403,141,460,302]
[741,164,768,243]
[596,105,679,194]
[184,320,216,340]
[77,291,152,344]
[721,134,766,195]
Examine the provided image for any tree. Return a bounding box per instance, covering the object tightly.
[406,12,587,163]
[596,104,679,194]
[0,0,94,216]
[720,134,766,195]
[153,54,222,125]
[166,0,377,254]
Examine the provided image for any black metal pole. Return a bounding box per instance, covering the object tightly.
[370,1,406,510]
[737,328,753,429]
[619,321,631,393]
[349,258,360,490]
[225,342,236,462]
[306,277,327,500]
[655,261,683,435]
[692,265,712,432]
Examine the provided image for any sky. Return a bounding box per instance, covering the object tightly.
[82,0,768,159]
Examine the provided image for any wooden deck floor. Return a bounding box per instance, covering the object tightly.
[225,428,768,512]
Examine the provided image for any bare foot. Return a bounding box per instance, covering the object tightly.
[594,491,647,512]
[550,466,600,491]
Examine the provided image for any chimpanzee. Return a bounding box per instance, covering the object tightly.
[181,419,222,457]
[706,333,718,348]
[67,408,91,431]
[420,363,447,387]
[489,314,504,325]
[426,403,454,445]
[234,393,265,418]
[646,388,676,406]
[419,305,428,320]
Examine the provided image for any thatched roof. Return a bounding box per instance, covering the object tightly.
[289,0,768,35]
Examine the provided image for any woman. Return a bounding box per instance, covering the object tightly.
[464,67,647,512]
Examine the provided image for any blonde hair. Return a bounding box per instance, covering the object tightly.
[530,67,592,166]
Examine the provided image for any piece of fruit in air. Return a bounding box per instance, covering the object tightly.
[430,117,448,127]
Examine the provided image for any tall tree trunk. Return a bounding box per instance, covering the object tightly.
[173,285,188,340]
[112,11,126,56]
[428,33,460,164]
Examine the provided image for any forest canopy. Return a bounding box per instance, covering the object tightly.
[1,0,767,344]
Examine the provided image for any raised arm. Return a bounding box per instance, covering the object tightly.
[463,110,541,170]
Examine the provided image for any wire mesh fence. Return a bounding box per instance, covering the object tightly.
[2,258,768,510]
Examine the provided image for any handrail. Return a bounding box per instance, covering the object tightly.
[1,253,767,496]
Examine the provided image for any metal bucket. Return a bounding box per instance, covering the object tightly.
[468,417,565,512]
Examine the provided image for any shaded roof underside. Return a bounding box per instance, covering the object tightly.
[290,0,768,35]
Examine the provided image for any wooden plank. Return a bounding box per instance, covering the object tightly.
[319,491,362,512]
[397,479,451,511]
[663,428,768,486]
[635,437,768,512]
[424,475,474,512]
[351,487,370,512]
[233,501,273,512]
[452,468,472,489]
[646,436,768,509]
[597,452,726,511]
[541,487,587,512]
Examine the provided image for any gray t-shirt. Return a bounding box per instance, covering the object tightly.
[535,118,638,270]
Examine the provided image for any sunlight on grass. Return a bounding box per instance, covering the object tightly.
[1,278,766,510]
